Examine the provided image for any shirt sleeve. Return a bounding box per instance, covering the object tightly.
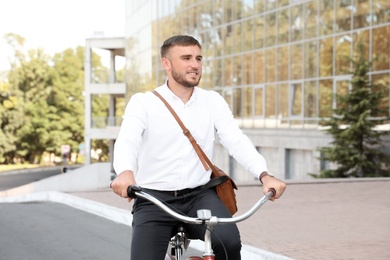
[212,92,268,178]
[113,93,146,175]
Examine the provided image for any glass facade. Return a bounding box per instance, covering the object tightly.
[122,0,390,180]
[124,0,389,130]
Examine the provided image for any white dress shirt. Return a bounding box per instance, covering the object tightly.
[113,83,268,191]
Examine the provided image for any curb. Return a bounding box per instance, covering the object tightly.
[0,165,81,176]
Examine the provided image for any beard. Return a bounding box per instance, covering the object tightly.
[171,66,202,88]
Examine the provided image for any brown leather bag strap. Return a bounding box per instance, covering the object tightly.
[198,147,218,174]
[153,90,210,171]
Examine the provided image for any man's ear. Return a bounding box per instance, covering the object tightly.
[161,57,170,70]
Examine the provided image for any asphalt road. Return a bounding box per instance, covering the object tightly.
[0,166,79,191]
[0,167,202,260]
[0,201,131,260]
[0,201,202,260]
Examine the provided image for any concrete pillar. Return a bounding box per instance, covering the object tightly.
[84,40,92,165]
[109,51,116,83]
[109,139,115,174]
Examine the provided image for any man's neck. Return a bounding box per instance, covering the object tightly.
[167,80,194,104]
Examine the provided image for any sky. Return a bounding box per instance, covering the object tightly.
[0,0,126,71]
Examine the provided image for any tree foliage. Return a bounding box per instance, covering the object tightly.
[317,45,390,178]
[0,34,109,164]
[48,47,85,155]
[0,80,23,163]
[8,48,56,163]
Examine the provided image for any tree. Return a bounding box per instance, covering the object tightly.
[2,32,113,164]
[317,45,390,178]
[3,33,84,164]
[0,80,24,163]
[49,47,85,156]
[8,48,56,163]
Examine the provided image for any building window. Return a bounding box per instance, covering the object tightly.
[290,43,303,80]
[278,8,290,44]
[265,48,277,82]
[233,87,243,117]
[290,82,303,117]
[319,0,334,36]
[304,41,318,78]
[372,26,390,71]
[319,79,333,117]
[254,86,264,117]
[335,34,352,75]
[254,16,265,49]
[335,0,352,32]
[266,11,277,47]
[265,84,277,120]
[304,0,319,39]
[277,83,289,126]
[254,50,265,84]
[243,86,253,117]
[277,46,289,81]
[304,81,318,119]
[319,37,333,77]
[291,4,303,41]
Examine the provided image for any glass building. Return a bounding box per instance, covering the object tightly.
[121,0,389,180]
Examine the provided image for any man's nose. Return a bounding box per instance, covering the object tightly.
[190,58,200,68]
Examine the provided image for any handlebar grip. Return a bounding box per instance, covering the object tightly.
[269,188,276,197]
[127,185,142,198]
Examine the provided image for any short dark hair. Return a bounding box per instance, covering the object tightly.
[160,35,201,58]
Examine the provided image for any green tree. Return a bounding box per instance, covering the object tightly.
[3,33,84,164]
[2,32,113,164]
[49,47,85,157]
[1,34,25,163]
[317,46,390,178]
[0,80,24,163]
[8,48,56,163]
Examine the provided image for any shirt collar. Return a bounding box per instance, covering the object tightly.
[159,80,198,104]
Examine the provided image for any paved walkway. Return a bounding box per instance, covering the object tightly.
[69,178,390,260]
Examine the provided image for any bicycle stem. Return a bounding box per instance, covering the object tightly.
[203,217,218,258]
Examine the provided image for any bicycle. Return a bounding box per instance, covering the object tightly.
[127,185,275,260]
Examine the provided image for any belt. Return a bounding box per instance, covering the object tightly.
[142,176,228,197]
[142,187,202,197]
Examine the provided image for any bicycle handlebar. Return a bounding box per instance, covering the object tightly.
[127,185,274,225]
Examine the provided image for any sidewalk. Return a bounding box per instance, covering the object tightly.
[69,178,390,260]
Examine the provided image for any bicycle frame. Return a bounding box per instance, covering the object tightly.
[128,186,274,260]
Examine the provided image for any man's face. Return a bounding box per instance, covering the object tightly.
[163,45,202,88]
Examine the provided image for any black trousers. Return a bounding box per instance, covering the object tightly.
[130,188,241,260]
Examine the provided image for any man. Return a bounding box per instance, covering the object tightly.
[111,35,286,260]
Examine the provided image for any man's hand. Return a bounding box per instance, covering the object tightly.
[110,170,136,202]
[261,175,286,201]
